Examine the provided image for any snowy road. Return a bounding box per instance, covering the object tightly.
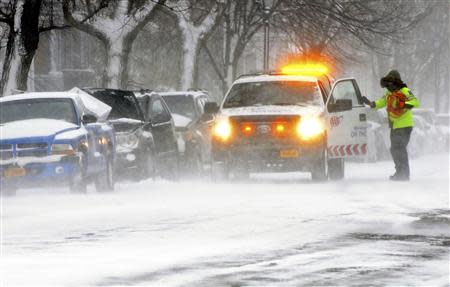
[1,153,449,286]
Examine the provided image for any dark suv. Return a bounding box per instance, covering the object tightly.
[84,89,178,180]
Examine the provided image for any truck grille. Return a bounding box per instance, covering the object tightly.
[0,144,13,160]
[17,143,48,149]
[230,115,300,145]
[0,142,49,161]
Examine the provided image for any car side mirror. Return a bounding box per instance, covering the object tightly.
[82,114,98,124]
[328,99,352,113]
[204,102,219,114]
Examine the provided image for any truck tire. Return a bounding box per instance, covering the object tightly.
[232,163,250,181]
[328,158,345,180]
[70,155,87,193]
[311,148,328,182]
[211,161,229,182]
[139,151,156,180]
[1,184,17,197]
[95,156,115,192]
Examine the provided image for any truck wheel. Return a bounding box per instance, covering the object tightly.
[311,148,328,182]
[70,156,87,193]
[95,156,115,192]
[1,184,17,197]
[328,158,345,180]
[232,163,250,181]
[162,155,179,181]
[188,152,203,178]
[211,161,229,182]
[139,151,156,180]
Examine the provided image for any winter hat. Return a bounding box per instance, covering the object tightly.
[380,69,404,89]
[385,70,402,81]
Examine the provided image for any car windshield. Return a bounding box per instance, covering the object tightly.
[0,98,78,124]
[223,81,323,108]
[90,90,142,121]
[162,95,197,119]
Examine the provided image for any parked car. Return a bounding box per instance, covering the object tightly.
[159,91,216,176]
[436,113,449,151]
[366,109,390,162]
[0,92,115,195]
[412,109,447,154]
[84,88,178,180]
[134,89,179,178]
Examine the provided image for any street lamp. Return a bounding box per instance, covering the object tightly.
[262,0,275,72]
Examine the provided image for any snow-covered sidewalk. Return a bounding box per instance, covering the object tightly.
[1,153,449,286]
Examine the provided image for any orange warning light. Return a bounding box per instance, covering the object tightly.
[281,63,328,76]
[275,124,285,133]
[241,123,255,136]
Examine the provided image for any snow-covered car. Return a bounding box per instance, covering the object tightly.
[206,65,369,181]
[85,88,178,180]
[436,113,449,151]
[366,109,390,162]
[159,90,215,176]
[133,90,179,178]
[0,92,115,195]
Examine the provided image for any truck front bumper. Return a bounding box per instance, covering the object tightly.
[212,139,325,173]
[0,156,80,188]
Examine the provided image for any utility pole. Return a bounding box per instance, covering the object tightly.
[262,0,274,73]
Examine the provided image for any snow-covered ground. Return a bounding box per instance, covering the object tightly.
[1,153,449,286]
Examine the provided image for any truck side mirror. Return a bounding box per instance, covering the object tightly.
[82,114,98,124]
[204,102,219,114]
[328,99,352,113]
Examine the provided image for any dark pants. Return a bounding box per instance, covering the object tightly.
[390,127,413,177]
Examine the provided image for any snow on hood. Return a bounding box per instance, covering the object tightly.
[68,87,112,121]
[221,105,324,117]
[0,119,79,140]
[172,113,192,127]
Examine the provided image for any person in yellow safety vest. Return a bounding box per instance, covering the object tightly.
[362,70,420,181]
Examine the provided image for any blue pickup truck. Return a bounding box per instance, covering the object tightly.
[0,92,115,195]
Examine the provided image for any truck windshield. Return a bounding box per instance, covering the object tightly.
[0,98,78,125]
[223,81,323,108]
[162,95,197,119]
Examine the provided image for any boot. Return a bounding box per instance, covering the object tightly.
[389,173,409,181]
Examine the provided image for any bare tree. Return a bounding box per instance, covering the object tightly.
[0,0,73,96]
[170,0,223,90]
[202,0,269,94]
[274,0,428,64]
[0,0,42,96]
[63,0,165,89]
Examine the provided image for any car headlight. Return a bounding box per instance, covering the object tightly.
[213,118,232,142]
[51,144,76,156]
[116,132,139,148]
[297,117,325,140]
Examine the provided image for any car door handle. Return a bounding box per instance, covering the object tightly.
[359,113,367,122]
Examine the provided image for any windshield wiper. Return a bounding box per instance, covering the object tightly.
[270,103,307,107]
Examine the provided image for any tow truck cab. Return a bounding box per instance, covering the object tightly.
[208,67,368,181]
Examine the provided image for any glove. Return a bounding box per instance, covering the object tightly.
[405,103,414,109]
[362,96,376,108]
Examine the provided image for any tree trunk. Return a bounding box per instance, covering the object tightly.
[0,0,42,96]
[104,38,126,89]
[180,32,199,90]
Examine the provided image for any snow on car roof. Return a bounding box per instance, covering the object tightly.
[234,74,318,84]
[0,92,79,102]
[159,91,208,98]
[1,90,112,121]
[133,90,158,98]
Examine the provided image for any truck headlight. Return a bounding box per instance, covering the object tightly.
[213,118,232,142]
[116,132,139,149]
[297,117,325,140]
[51,144,76,156]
